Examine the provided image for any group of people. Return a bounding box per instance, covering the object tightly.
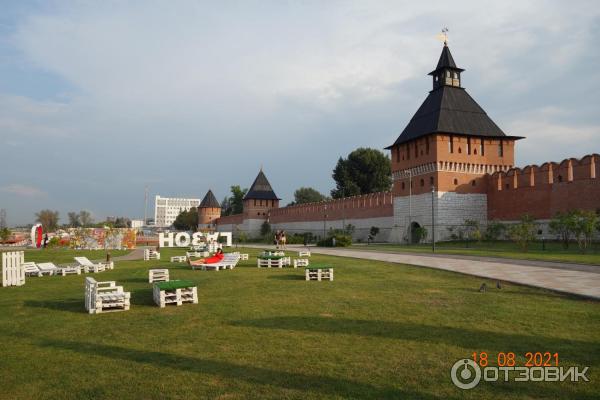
[274,230,287,249]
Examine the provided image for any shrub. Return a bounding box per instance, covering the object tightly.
[464,219,482,242]
[317,233,352,247]
[286,232,315,245]
[508,215,537,251]
[414,226,428,244]
[484,221,507,241]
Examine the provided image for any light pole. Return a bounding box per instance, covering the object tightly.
[431,185,436,253]
[323,205,327,238]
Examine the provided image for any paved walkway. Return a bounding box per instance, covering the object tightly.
[249,245,600,300]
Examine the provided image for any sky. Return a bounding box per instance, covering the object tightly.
[0,0,599,226]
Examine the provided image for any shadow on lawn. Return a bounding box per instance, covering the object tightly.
[267,274,305,281]
[35,338,446,400]
[230,317,596,362]
[24,299,83,314]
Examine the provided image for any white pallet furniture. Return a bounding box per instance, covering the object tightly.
[187,251,209,258]
[2,251,25,287]
[84,277,130,314]
[305,266,334,281]
[74,257,113,273]
[207,243,222,253]
[149,268,169,283]
[36,262,59,276]
[144,249,161,261]
[57,265,82,276]
[293,258,309,268]
[170,255,187,263]
[257,258,284,268]
[232,252,249,260]
[153,280,198,308]
[23,262,42,277]
[193,254,240,271]
[298,250,311,257]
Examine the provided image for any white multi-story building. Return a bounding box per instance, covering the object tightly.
[154,195,201,227]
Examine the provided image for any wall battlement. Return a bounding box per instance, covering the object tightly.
[269,192,393,223]
[487,154,599,220]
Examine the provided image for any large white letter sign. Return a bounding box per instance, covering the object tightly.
[175,232,191,247]
[159,232,174,247]
[159,232,232,247]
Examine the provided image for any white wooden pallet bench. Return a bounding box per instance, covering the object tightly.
[74,257,113,273]
[187,251,209,258]
[37,262,59,276]
[298,250,311,257]
[257,257,285,268]
[293,258,309,268]
[85,277,130,314]
[23,262,42,277]
[149,268,169,283]
[305,265,334,281]
[232,252,249,260]
[144,249,161,261]
[2,251,25,287]
[170,255,187,263]
[153,280,198,308]
[192,255,240,271]
[57,265,82,276]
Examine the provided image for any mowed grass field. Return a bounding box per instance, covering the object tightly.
[350,241,600,265]
[0,247,598,400]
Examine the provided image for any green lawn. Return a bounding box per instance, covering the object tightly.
[350,241,600,265]
[0,247,598,399]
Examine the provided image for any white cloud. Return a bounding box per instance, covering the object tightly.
[0,184,47,197]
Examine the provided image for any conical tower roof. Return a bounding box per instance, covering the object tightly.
[243,169,280,200]
[199,189,220,208]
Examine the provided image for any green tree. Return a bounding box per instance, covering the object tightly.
[0,227,11,242]
[464,219,482,242]
[289,187,328,205]
[35,209,60,232]
[549,211,577,249]
[508,215,537,251]
[260,221,271,237]
[368,226,380,243]
[221,185,248,216]
[113,217,130,228]
[67,212,81,227]
[571,210,598,252]
[331,148,391,198]
[79,210,94,227]
[173,207,198,231]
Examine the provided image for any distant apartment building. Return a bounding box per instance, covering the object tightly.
[154,195,201,227]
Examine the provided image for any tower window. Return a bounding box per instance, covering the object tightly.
[557,175,563,183]
[498,142,504,157]
[453,178,458,185]
[467,138,471,155]
[420,179,424,187]
[415,141,418,158]
[471,180,476,186]
[429,176,434,185]
[505,183,509,190]
[480,141,485,156]
[401,182,405,190]
[426,138,430,154]
[449,136,454,153]
[406,144,410,160]
[396,146,400,162]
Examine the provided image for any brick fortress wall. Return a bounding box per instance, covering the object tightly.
[487,154,599,221]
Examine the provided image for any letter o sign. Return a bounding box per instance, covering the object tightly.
[175,232,191,247]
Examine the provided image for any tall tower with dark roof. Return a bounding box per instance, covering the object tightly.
[386,42,524,242]
[243,169,280,221]
[198,189,221,228]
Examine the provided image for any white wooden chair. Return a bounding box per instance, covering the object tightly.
[74,257,113,273]
[170,255,187,263]
[143,249,161,261]
[293,259,309,268]
[23,262,42,277]
[2,251,25,286]
[85,277,130,314]
[257,258,285,268]
[149,269,169,283]
[305,267,334,281]
[298,250,311,257]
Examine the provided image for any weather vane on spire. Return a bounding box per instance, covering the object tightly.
[436,27,449,45]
